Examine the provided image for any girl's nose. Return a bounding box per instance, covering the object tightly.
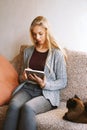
[36,34,40,40]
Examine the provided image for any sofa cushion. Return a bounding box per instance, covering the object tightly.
[0,105,8,130]
[0,55,19,106]
[61,49,87,102]
[36,102,87,130]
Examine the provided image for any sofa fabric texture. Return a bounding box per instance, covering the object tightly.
[60,49,87,102]
[0,45,87,130]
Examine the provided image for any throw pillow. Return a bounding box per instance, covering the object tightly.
[0,55,19,106]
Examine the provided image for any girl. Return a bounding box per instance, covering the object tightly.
[3,16,67,130]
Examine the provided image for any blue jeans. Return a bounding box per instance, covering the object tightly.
[3,83,53,130]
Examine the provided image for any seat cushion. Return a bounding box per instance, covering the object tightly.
[36,102,87,130]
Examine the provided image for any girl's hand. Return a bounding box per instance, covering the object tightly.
[21,70,28,81]
[22,68,32,81]
[28,74,46,88]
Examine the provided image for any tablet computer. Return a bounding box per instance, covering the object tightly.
[25,68,45,79]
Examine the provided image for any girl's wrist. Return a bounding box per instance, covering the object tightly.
[40,82,45,88]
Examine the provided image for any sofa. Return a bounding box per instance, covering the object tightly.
[0,45,87,130]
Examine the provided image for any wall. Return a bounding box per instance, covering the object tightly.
[0,0,87,60]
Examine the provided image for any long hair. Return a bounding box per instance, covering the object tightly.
[29,16,66,58]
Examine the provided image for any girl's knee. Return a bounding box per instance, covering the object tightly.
[21,103,35,114]
[9,99,22,110]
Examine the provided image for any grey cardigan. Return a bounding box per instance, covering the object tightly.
[13,46,67,106]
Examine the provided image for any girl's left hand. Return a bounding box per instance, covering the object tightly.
[28,74,46,88]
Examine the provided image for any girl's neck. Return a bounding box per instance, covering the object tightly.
[35,44,48,52]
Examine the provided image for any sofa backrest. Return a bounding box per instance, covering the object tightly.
[60,48,87,102]
[11,45,29,75]
[11,45,87,102]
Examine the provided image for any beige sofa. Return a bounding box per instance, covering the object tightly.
[0,45,87,130]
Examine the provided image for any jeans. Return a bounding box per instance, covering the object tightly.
[3,83,53,130]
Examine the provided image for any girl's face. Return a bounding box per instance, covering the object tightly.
[31,25,47,46]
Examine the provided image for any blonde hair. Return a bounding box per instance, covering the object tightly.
[29,16,66,57]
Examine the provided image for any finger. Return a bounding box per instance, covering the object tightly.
[28,74,36,80]
[23,71,27,77]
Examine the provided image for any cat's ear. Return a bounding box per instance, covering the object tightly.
[74,95,80,99]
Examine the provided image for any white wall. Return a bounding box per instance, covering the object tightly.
[0,0,87,60]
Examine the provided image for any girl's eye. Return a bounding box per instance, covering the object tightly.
[32,33,36,37]
[39,33,43,35]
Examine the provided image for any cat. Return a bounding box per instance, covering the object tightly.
[63,95,87,123]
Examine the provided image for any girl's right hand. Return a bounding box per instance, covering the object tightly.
[21,70,28,81]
